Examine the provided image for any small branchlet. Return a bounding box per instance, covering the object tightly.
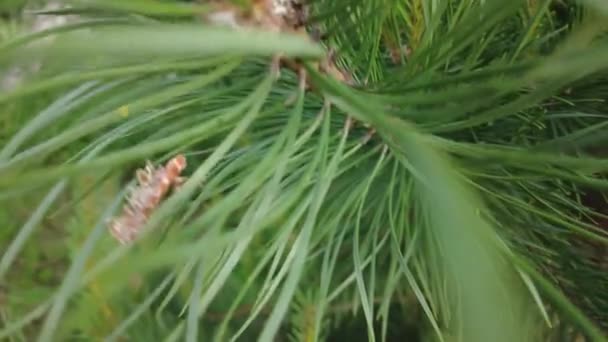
[201,0,376,143]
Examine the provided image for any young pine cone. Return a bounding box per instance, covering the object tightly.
[108,155,187,244]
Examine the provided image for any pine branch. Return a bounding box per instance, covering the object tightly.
[1,0,608,341]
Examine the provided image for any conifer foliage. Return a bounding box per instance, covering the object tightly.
[1,0,608,341]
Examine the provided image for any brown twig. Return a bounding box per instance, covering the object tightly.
[200,0,376,144]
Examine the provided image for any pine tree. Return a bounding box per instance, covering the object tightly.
[1,0,607,341]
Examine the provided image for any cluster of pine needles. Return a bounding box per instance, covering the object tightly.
[1,0,608,341]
